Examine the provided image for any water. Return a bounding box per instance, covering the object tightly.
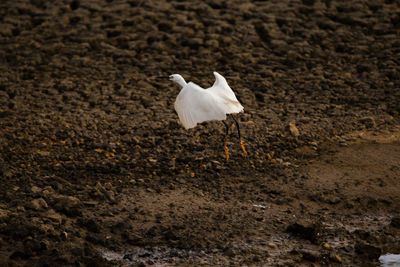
[379,254,400,267]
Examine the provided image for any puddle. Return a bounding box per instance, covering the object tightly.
[99,246,221,266]
[379,254,400,267]
[98,237,290,266]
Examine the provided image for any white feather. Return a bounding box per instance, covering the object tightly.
[173,72,244,129]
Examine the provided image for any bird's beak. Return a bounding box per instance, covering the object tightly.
[158,76,170,80]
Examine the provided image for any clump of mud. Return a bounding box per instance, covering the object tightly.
[1,0,400,266]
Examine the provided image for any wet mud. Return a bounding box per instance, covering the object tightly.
[1,0,400,266]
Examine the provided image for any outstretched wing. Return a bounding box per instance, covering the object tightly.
[207,72,244,114]
[174,82,226,129]
[208,72,240,102]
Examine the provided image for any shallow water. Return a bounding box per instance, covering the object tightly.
[379,254,400,267]
[99,246,216,266]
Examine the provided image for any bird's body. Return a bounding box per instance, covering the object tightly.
[173,72,243,129]
[168,72,247,160]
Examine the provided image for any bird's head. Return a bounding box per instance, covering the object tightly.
[168,74,183,82]
[160,74,187,87]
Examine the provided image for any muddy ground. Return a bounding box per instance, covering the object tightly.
[1,0,400,266]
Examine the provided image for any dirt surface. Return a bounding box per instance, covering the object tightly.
[1,0,400,266]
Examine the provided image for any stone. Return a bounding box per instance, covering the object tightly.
[45,209,63,224]
[332,254,342,263]
[288,122,300,137]
[54,195,81,217]
[254,22,285,44]
[31,186,42,194]
[29,198,48,211]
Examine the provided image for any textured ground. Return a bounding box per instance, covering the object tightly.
[1,0,400,266]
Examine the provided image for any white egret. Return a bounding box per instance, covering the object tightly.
[166,71,247,160]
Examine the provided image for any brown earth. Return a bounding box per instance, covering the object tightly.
[1,0,400,266]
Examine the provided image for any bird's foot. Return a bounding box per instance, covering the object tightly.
[240,139,247,157]
[224,145,229,161]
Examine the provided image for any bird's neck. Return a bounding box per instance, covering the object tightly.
[175,76,187,88]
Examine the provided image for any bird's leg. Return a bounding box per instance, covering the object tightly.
[231,115,247,157]
[222,120,230,161]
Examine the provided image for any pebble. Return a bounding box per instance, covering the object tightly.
[31,186,42,194]
[45,209,63,224]
[53,195,81,216]
[288,122,300,137]
[333,254,342,263]
[29,198,48,211]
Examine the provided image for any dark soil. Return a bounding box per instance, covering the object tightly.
[1,0,400,266]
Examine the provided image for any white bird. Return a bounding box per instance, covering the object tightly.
[166,71,247,160]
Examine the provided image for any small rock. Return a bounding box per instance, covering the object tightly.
[54,195,81,216]
[62,231,68,240]
[29,198,48,211]
[31,186,42,194]
[332,254,342,263]
[44,209,63,224]
[288,122,300,137]
[310,141,318,147]
[254,22,285,44]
